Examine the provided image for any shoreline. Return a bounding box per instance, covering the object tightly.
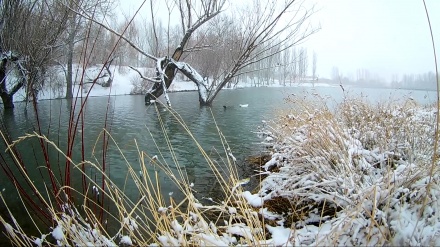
[1,91,439,246]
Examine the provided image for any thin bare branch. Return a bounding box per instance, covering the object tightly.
[183,44,212,52]
[68,2,157,61]
[128,66,161,83]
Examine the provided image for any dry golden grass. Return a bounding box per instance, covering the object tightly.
[0,102,270,246]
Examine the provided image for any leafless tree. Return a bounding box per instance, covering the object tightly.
[312,51,317,80]
[78,0,317,106]
[187,0,318,105]
[143,0,226,105]
[332,66,341,82]
[356,68,370,83]
[290,48,298,85]
[280,48,292,86]
[0,0,69,108]
[298,47,308,80]
[63,0,116,99]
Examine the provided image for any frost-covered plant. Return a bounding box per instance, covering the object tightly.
[248,94,440,246]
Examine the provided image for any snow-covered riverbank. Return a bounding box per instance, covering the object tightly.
[12,65,333,102]
[248,95,439,246]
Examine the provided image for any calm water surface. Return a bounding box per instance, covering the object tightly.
[0,85,436,234]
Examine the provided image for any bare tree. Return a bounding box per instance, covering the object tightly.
[63,0,116,99]
[189,0,317,105]
[312,51,317,80]
[290,48,298,85]
[0,0,69,108]
[281,48,291,86]
[64,0,80,99]
[298,47,309,80]
[332,66,341,82]
[79,0,317,106]
[356,68,370,83]
[143,0,226,105]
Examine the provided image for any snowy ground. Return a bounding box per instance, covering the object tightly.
[246,96,440,246]
[12,64,330,102]
[14,65,200,101]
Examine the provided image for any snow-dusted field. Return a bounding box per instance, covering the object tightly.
[14,65,200,101]
[11,64,327,102]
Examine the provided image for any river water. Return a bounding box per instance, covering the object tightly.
[0,85,436,237]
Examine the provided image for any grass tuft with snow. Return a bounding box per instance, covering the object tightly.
[254,94,439,246]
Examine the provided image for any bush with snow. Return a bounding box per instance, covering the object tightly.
[251,95,439,245]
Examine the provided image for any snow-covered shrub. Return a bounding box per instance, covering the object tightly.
[249,94,439,245]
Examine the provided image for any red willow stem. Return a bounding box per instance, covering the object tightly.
[31,92,61,207]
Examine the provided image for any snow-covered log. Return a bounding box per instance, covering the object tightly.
[101,58,114,87]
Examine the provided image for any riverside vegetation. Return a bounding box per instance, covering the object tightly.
[1,0,438,245]
[1,92,439,246]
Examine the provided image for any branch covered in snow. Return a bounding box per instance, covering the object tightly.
[156,57,172,107]
[183,44,212,52]
[173,60,209,102]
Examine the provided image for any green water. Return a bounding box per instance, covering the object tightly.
[0,85,436,241]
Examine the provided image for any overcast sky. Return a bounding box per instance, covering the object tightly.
[119,0,440,82]
[306,0,440,81]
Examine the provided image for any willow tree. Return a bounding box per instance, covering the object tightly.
[0,0,69,109]
[63,0,116,99]
[147,0,318,106]
[81,0,318,106]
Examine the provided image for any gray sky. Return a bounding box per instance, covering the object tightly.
[305,0,440,81]
[119,0,440,82]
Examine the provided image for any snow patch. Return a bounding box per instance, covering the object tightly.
[120,235,133,245]
[51,225,64,241]
[242,191,264,207]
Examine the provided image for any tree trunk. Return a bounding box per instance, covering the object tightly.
[144,48,183,104]
[66,32,74,99]
[0,58,14,109]
[65,12,77,99]
[101,58,114,87]
[199,100,212,107]
[1,93,14,109]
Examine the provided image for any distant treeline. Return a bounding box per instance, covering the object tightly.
[390,71,437,90]
[329,67,437,90]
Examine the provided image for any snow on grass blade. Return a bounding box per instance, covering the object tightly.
[254,94,439,246]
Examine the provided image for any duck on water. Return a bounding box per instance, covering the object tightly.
[223,104,248,109]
